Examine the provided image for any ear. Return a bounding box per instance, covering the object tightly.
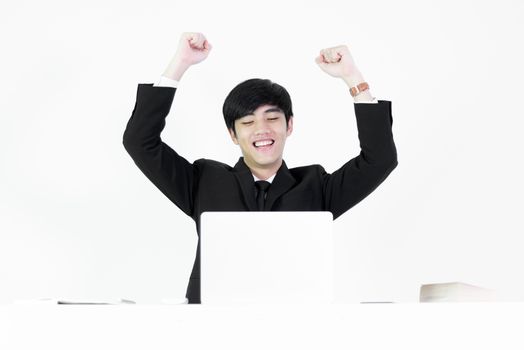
[228,127,239,145]
[286,116,294,136]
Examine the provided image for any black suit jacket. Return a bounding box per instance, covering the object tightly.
[123,83,398,303]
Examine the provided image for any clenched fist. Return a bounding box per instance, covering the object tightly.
[174,32,212,66]
[163,32,212,81]
[315,45,359,79]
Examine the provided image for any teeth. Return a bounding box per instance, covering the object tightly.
[254,140,273,147]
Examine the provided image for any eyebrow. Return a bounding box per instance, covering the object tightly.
[245,107,284,116]
[263,107,283,114]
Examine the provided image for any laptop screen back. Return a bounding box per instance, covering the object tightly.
[200,211,334,304]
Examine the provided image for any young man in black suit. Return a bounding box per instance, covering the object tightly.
[123,32,398,303]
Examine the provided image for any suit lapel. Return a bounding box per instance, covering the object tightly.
[233,158,257,211]
[265,160,296,210]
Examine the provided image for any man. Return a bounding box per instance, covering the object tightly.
[123,32,398,304]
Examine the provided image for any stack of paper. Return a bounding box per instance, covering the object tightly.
[420,282,497,302]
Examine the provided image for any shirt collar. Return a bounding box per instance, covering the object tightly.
[252,173,276,183]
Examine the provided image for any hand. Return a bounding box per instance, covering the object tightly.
[173,32,212,67]
[163,32,212,80]
[314,45,360,80]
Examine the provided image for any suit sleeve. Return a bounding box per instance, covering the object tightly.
[323,100,398,219]
[122,83,196,217]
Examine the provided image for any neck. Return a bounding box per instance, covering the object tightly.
[245,159,282,181]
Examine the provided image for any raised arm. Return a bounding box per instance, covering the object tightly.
[122,32,212,217]
[315,44,397,219]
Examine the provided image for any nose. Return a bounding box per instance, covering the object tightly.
[254,120,271,135]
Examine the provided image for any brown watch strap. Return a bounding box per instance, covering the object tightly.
[349,82,369,97]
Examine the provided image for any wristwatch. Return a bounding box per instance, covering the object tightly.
[349,82,369,97]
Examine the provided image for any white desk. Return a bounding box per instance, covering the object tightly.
[2,303,523,349]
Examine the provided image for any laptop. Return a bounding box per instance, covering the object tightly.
[200,211,334,304]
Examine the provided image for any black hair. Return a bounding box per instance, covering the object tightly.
[222,78,293,134]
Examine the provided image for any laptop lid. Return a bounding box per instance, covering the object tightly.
[200,211,334,304]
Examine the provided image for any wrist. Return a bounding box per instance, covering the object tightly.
[340,71,375,102]
[341,70,365,88]
[163,60,190,81]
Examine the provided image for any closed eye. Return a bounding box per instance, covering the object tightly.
[241,121,254,125]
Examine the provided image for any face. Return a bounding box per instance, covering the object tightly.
[229,104,293,174]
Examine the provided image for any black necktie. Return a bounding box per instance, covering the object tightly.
[254,180,271,211]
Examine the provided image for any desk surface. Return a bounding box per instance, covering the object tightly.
[2,303,523,350]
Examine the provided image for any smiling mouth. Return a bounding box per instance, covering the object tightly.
[253,139,275,148]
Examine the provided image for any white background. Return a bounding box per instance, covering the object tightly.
[1,0,523,304]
